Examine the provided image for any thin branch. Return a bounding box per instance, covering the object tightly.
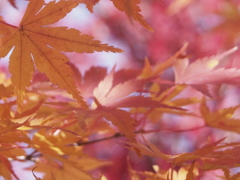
[76,132,122,145]
[75,125,206,146]
[14,125,206,161]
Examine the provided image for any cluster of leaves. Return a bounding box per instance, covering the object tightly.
[1,0,240,179]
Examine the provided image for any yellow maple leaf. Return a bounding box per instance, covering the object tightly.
[0,0,122,110]
[31,129,84,156]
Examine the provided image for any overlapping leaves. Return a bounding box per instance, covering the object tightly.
[2,0,240,180]
[0,0,122,110]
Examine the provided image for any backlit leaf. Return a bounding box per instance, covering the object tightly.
[174,47,239,84]
[0,0,122,109]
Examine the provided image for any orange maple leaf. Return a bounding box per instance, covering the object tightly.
[98,107,137,143]
[110,0,153,32]
[141,43,188,79]
[0,0,122,110]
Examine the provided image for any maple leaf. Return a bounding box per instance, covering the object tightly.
[173,47,240,96]
[113,68,141,85]
[98,107,137,143]
[109,0,153,32]
[141,84,197,122]
[174,47,238,84]
[91,67,181,148]
[0,0,122,110]
[93,68,151,107]
[200,99,240,133]
[140,43,188,79]
[75,108,106,132]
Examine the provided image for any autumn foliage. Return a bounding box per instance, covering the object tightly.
[1,0,240,179]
